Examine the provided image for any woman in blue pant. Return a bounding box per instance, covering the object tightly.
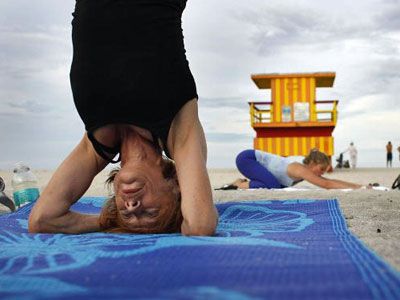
[226,149,366,190]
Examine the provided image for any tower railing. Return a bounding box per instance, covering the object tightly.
[248,102,272,125]
[314,100,338,123]
[249,100,338,126]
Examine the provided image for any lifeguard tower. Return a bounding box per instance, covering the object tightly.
[248,72,338,160]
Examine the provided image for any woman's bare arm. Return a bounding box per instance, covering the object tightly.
[287,163,363,189]
[28,134,108,234]
[169,99,218,236]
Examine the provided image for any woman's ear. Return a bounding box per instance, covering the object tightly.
[170,177,181,197]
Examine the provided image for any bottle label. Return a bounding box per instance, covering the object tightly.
[13,188,40,207]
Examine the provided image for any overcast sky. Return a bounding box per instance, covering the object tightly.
[0,0,399,170]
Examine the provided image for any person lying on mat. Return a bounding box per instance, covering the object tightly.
[28,1,217,236]
[220,149,367,190]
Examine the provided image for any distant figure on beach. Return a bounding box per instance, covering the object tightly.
[397,145,400,162]
[343,142,358,169]
[219,149,367,190]
[28,1,217,236]
[386,141,393,167]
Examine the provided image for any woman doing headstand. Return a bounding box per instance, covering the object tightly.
[29,0,218,236]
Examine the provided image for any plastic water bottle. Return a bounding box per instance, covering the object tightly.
[12,162,40,208]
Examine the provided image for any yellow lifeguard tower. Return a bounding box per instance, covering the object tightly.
[248,72,338,160]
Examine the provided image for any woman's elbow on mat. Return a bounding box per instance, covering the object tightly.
[28,201,60,233]
[181,215,218,236]
[181,224,216,236]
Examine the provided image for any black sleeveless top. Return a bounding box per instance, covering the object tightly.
[70,0,197,162]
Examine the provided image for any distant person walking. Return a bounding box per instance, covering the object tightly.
[397,145,400,163]
[344,142,358,169]
[386,141,393,167]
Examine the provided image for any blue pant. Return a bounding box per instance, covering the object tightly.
[235,150,284,189]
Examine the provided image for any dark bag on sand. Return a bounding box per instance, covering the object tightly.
[392,174,400,190]
[0,177,16,212]
[214,184,238,191]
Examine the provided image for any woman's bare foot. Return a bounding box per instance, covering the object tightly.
[232,178,249,189]
[215,178,249,190]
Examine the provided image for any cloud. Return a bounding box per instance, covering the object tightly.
[375,0,400,31]
[234,1,399,59]
[237,4,323,55]
[3,100,52,115]
[364,58,400,91]
[0,26,71,89]
[205,132,252,143]
[200,96,247,109]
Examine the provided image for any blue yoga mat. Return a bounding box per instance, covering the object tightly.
[0,198,399,300]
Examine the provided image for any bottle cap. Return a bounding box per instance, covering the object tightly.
[13,162,30,173]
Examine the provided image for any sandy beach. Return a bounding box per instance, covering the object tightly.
[1,167,399,272]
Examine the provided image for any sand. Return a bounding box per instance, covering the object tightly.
[1,167,399,271]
